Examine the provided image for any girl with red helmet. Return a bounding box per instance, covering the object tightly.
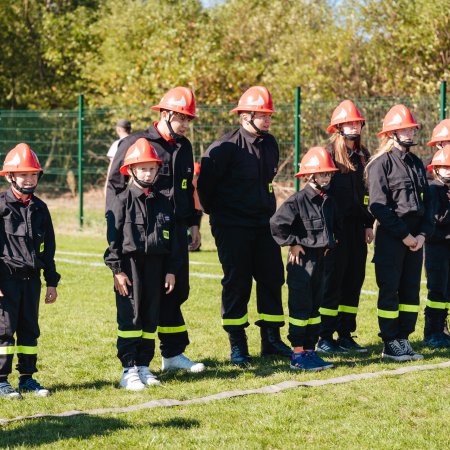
[0,144,60,400]
[105,138,182,390]
[422,140,450,348]
[270,147,341,371]
[318,100,373,354]
[366,105,433,361]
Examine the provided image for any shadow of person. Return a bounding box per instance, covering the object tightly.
[0,415,127,447]
[150,417,200,429]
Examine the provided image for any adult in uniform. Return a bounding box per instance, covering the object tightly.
[197,86,291,366]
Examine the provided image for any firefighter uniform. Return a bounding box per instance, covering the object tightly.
[198,126,285,332]
[0,189,60,376]
[106,123,199,358]
[320,146,373,339]
[367,147,433,342]
[424,181,450,340]
[105,184,181,367]
[270,184,340,349]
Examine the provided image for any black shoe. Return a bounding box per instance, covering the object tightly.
[228,330,251,367]
[316,338,348,354]
[381,339,412,362]
[337,336,368,353]
[423,333,450,349]
[260,327,293,357]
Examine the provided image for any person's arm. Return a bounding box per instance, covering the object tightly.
[104,195,126,275]
[41,206,61,289]
[270,195,301,247]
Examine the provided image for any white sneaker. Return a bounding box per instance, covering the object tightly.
[161,354,205,373]
[137,366,161,386]
[119,366,146,391]
[398,339,424,361]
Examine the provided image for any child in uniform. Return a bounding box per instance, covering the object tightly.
[270,147,340,371]
[105,138,181,390]
[0,143,60,399]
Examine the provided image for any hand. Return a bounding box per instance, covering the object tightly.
[165,273,175,294]
[114,272,132,296]
[189,225,201,251]
[288,244,305,265]
[402,234,417,248]
[410,234,425,252]
[45,287,58,304]
[365,228,374,244]
[0,289,3,297]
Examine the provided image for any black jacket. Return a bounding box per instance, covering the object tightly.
[197,127,278,227]
[0,189,60,286]
[367,146,433,239]
[105,123,200,227]
[270,184,341,249]
[427,181,450,243]
[326,144,374,228]
[104,184,181,275]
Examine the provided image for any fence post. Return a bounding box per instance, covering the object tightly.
[78,94,84,228]
[440,80,447,121]
[294,86,301,192]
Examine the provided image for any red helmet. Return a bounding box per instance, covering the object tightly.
[231,86,275,114]
[120,138,162,175]
[295,147,339,178]
[326,100,365,133]
[0,143,43,176]
[427,119,450,146]
[378,104,420,137]
[151,87,196,117]
[427,144,450,172]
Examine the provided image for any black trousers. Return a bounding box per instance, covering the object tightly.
[320,216,367,339]
[0,272,41,376]
[158,220,190,358]
[373,224,422,342]
[116,254,162,367]
[212,225,285,332]
[287,248,324,349]
[424,242,450,336]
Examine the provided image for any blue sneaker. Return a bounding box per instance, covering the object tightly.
[308,350,334,370]
[290,351,324,371]
[18,377,50,397]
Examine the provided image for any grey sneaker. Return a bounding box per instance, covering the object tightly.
[382,340,412,362]
[161,354,205,373]
[137,366,161,386]
[0,381,22,400]
[397,339,424,361]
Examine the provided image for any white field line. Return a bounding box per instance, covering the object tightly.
[1,361,449,426]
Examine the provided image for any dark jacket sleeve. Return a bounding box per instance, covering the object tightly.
[270,195,301,246]
[367,159,410,239]
[418,164,434,238]
[42,206,61,287]
[428,185,447,240]
[104,195,126,274]
[165,218,183,275]
[197,141,233,214]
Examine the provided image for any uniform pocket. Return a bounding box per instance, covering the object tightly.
[4,215,26,236]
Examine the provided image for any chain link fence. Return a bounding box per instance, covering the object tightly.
[0,95,446,195]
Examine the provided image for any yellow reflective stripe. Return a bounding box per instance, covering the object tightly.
[118,330,142,338]
[338,305,358,314]
[40,242,44,253]
[258,313,284,322]
[364,195,369,205]
[377,309,399,319]
[157,325,187,334]
[16,345,37,355]
[399,304,420,313]
[289,317,308,327]
[163,230,169,239]
[426,300,449,310]
[222,314,248,326]
[0,346,15,355]
[308,316,321,325]
[142,331,156,339]
[181,179,187,189]
[319,307,338,317]
[268,183,273,193]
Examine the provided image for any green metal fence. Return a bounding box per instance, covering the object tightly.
[0,88,447,197]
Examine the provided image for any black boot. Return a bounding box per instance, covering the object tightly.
[260,327,292,357]
[228,330,251,367]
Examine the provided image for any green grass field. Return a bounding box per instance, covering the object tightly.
[1,198,449,449]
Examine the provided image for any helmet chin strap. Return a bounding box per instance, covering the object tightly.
[248,112,268,136]
[308,175,330,192]
[10,173,42,195]
[130,167,160,189]
[393,132,417,149]
[165,111,183,140]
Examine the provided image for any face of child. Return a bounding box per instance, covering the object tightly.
[437,140,450,150]
[161,111,193,137]
[341,121,362,136]
[436,166,450,181]
[311,172,333,189]
[130,161,159,185]
[9,171,39,191]
[395,127,417,144]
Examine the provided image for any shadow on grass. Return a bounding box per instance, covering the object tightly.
[49,379,114,392]
[150,417,200,429]
[0,415,127,447]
